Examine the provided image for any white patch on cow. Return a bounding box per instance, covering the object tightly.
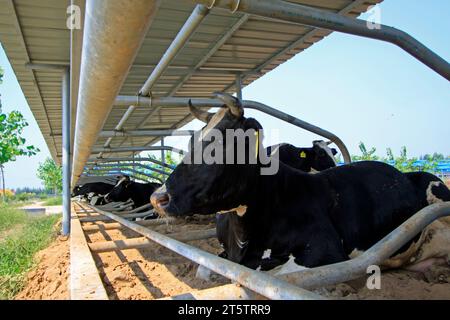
[314,141,337,165]
[309,168,319,174]
[115,176,128,187]
[199,108,228,142]
[426,181,444,204]
[235,237,248,249]
[218,205,247,217]
[349,248,364,259]
[262,249,272,259]
[268,254,309,276]
[256,266,262,271]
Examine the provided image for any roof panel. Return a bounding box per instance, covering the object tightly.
[0,0,383,163]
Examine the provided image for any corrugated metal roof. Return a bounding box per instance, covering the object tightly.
[0,0,382,163]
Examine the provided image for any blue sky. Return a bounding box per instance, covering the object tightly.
[1,0,449,189]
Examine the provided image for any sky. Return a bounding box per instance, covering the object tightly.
[0,0,449,189]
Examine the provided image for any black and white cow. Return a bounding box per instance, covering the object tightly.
[105,175,161,209]
[151,93,450,271]
[72,182,116,199]
[267,141,337,173]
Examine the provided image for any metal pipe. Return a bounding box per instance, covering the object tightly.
[62,67,71,235]
[86,204,323,300]
[140,4,210,96]
[113,96,351,162]
[83,169,155,183]
[235,73,242,100]
[25,63,67,72]
[85,167,163,183]
[243,100,351,163]
[279,202,450,288]
[197,0,450,81]
[79,210,154,223]
[87,157,176,170]
[85,162,169,176]
[99,129,194,138]
[71,0,161,186]
[99,105,138,158]
[89,228,216,253]
[82,217,174,232]
[91,145,186,155]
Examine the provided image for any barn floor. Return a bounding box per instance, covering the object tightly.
[15,214,450,300]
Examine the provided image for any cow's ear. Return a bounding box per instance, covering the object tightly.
[243,117,263,131]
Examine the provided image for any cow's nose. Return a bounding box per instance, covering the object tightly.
[150,192,170,210]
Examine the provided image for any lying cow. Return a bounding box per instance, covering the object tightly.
[105,175,161,210]
[151,92,450,272]
[72,182,116,199]
[267,141,337,173]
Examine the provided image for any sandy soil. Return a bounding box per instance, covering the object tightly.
[15,236,70,300]
[15,214,450,300]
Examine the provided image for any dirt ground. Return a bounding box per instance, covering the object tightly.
[15,236,69,300]
[15,214,450,300]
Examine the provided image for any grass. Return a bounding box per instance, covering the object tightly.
[42,196,62,206]
[0,202,59,299]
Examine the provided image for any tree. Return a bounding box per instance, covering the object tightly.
[351,142,379,161]
[0,111,40,200]
[37,158,62,195]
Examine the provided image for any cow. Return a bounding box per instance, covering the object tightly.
[151,92,450,272]
[105,175,161,209]
[72,182,116,198]
[267,141,337,173]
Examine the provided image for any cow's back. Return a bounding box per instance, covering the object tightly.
[320,161,422,253]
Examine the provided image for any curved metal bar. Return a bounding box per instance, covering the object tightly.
[279,202,450,288]
[197,0,450,81]
[114,96,351,163]
[243,100,351,163]
[85,167,163,184]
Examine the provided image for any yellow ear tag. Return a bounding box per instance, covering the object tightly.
[254,131,259,160]
[300,151,307,158]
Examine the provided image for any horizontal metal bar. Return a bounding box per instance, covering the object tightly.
[113,96,350,162]
[198,0,450,81]
[85,162,169,176]
[79,210,155,223]
[87,157,176,170]
[99,129,194,138]
[91,145,186,155]
[25,63,67,72]
[82,217,174,232]
[89,228,216,253]
[86,204,323,300]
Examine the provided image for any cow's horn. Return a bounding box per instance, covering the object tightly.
[214,92,243,118]
[188,99,214,123]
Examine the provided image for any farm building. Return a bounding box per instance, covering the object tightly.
[0,0,449,300]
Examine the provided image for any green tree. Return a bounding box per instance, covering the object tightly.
[0,110,40,200]
[386,146,437,173]
[351,142,379,161]
[37,158,62,195]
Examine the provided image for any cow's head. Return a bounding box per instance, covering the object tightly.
[310,140,338,171]
[72,185,86,197]
[151,93,264,217]
[104,175,132,203]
